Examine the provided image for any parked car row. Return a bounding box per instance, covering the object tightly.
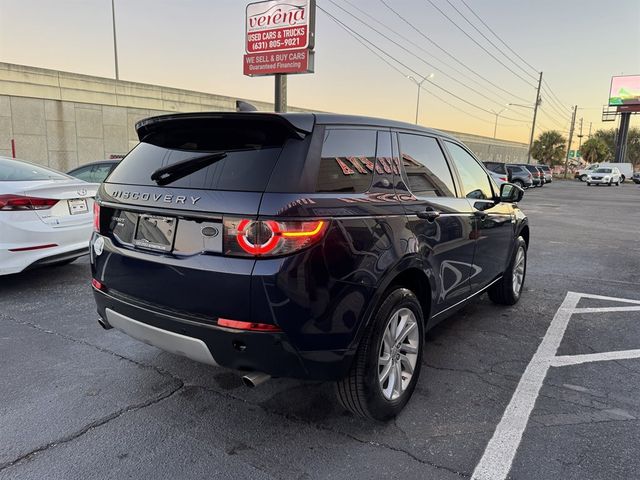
[483,162,551,188]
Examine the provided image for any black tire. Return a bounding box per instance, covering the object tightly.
[587,182,591,186]
[513,179,524,188]
[621,175,625,183]
[580,174,588,182]
[488,237,527,306]
[335,288,424,421]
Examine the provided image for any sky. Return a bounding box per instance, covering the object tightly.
[1,0,639,144]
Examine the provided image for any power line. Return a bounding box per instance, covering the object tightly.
[377,0,532,104]
[323,0,529,113]
[317,5,530,125]
[458,0,573,114]
[443,0,539,83]
[338,0,532,115]
[422,0,537,88]
[459,0,538,73]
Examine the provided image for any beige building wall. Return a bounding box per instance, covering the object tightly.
[0,62,528,170]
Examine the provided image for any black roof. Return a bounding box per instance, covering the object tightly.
[135,111,456,141]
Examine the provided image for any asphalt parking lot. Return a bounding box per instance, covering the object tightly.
[1,180,639,480]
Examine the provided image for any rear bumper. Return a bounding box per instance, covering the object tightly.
[93,287,354,380]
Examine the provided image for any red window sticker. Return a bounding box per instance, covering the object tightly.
[347,156,368,174]
[359,156,375,172]
[378,157,393,174]
[335,157,355,175]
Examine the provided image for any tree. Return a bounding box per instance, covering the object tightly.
[580,137,610,164]
[589,128,640,167]
[531,130,566,165]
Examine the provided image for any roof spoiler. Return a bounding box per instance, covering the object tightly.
[135,112,315,141]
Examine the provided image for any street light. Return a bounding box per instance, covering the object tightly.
[407,73,435,125]
[490,107,509,139]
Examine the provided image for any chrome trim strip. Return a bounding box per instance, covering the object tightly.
[431,276,503,319]
[105,308,218,366]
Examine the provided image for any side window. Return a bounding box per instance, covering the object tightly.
[398,133,456,197]
[316,129,378,193]
[92,164,114,182]
[444,141,494,200]
[72,166,94,182]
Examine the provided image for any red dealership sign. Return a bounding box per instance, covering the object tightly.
[244,48,314,76]
[244,0,315,76]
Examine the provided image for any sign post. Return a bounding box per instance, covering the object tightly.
[244,0,316,112]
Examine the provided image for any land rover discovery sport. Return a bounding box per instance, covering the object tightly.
[90,112,529,420]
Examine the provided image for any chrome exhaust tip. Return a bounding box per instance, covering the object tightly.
[241,372,271,388]
[97,317,112,330]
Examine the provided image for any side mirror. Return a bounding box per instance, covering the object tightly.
[499,182,524,203]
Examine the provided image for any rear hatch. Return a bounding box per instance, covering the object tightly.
[96,113,313,320]
[21,180,98,227]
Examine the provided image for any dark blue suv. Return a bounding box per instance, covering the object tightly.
[91,112,528,420]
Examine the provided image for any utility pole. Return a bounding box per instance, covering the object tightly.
[563,105,578,179]
[274,74,287,112]
[577,117,584,151]
[111,0,119,81]
[588,122,592,139]
[527,71,543,164]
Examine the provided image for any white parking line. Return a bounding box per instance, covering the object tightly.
[471,291,640,480]
[551,349,640,367]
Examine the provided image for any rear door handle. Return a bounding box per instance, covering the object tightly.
[417,208,440,221]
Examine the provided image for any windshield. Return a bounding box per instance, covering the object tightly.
[0,157,70,181]
[594,168,612,173]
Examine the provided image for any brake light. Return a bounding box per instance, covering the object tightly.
[93,202,100,232]
[223,218,328,257]
[0,194,58,210]
[218,318,282,332]
[91,278,104,290]
[500,177,508,182]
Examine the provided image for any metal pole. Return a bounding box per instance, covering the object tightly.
[563,105,577,179]
[415,83,421,124]
[111,0,119,80]
[274,74,287,112]
[527,71,543,163]
[614,112,631,163]
[577,117,584,151]
[588,122,592,139]
[493,113,499,139]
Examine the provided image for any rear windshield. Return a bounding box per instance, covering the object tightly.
[0,158,69,181]
[107,118,290,191]
[539,165,550,171]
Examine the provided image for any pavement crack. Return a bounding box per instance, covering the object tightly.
[0,380,184,472]
[0,313,183,384]
[189,384,470,478]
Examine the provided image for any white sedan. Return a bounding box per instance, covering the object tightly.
[0,156,98,275]
[587,167,622,186]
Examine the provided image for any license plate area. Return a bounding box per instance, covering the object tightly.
[68,198,88,215]
[133,214,177,252]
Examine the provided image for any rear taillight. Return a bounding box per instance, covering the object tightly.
[218,318,282,332]
[93,202,100,232]
[223,218,328,257]
[500,177,508,182]
[0,194,58,210]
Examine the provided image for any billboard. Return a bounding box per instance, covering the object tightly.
[609,75,640,106]
[243,0,315,77]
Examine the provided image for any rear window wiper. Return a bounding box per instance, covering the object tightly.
[150,152,227,186]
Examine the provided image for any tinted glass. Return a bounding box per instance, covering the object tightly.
[0,158,69,181]
[484,162,506,174]
[316,129,377,193]
[444,141,493,200]
[72,164,113,183]
[594,168,612,173]
[107,119,289,191]
[399,134,455,197]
